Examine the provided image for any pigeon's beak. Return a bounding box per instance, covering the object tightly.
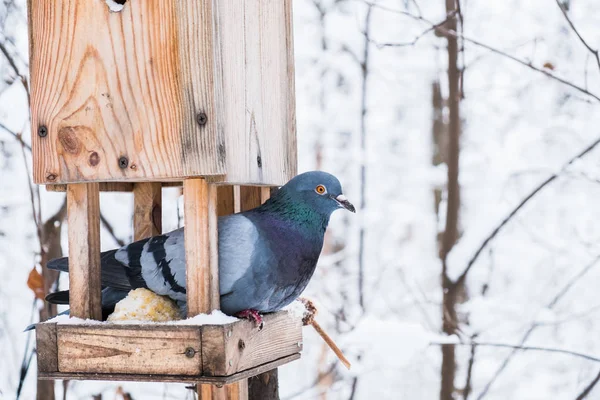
[334,194,356,213]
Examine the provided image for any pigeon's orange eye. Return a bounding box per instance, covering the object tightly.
[315,185,326,194]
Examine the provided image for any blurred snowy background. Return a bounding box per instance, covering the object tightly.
[3,0,600,399]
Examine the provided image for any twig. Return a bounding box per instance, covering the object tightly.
[555,0,600,73]
[300,298,351,370]
[476,254,600,399]
[431,340,600,363]
[576,367,600,400]
[311,319,351,370]
[0,122,31,151]
[463,335,477,400]
[375,15,455,48]
[100,213,126,247]
[455,135,600,285]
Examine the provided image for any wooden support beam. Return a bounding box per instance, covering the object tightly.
[249,188,279,400]
[199,184,247,400]
[133,183,162,240]
[184,179,220,315]
[184,179,228,399]
[249,369,279,400]
[239,186,262,212]
[217,185,235,216]
[46,182,183,193]
[67,183,102,320]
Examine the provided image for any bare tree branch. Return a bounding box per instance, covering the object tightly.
[431,341,600,363]
[363,2,600,102]
[555,0,600,73]
[576,367,600,400]
[454,135,600,285]
[475,254,600,399]
[100,213,126,247]
[0,122,31,151]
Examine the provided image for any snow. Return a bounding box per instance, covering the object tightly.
[283,299,309,319]
[171,310,238,325]
[46,315,103,325]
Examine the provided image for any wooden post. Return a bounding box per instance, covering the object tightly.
[242,186,280,400]
[66,183,102,320]
[184,179,219,315]
[184,180,246,399]
[195,185,249,400]
[133,183,162,240]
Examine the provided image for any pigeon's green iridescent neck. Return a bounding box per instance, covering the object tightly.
[258,189,330,233]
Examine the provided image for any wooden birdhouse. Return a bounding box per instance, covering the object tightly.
[28,0,300,398]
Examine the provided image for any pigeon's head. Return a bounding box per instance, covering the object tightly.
[281,171,355,216]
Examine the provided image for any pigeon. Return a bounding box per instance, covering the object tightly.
[43,171,355,326]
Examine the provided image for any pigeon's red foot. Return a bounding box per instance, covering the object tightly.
[235,309,264,329]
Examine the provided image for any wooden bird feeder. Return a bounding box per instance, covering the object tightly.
[28,0,299,398]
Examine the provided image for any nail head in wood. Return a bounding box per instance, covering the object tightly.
[185,347,196,358]
[196,112,208,126]
[38,125,48,137]
[118,156,129,169]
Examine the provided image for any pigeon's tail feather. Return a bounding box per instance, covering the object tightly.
[47,256,69,272]
[48,250,135,291]
[27,287,130,331]
[45,290,69,305]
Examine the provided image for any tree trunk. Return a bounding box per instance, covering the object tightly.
[439,0,462,399]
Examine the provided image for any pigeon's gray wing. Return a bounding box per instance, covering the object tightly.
[115,228,187,302]
[218,214,260,298]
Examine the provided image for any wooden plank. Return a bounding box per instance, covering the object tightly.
[239,186,262,212]
[260,187,272,204]
[67,183,101,320]
[133,182,162,240]
[202,311,302,376]
[46,182,182,192]
[184,179,220,315]
[211,0,296,185]
[38,353,301,384]
[217,185,235,216]
[28,0,224,184]
[56,325,202,375]
[36,323,58,373]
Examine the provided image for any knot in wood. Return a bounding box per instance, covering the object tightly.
[184,347,196,358]
[238,339,246,351]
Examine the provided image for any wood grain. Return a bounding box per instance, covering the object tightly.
[38,354,301,384]
[239,186,262,212]
[217,185,235,216]
[184,179,220,316]
[249,369,279,400]
[133,183,162,240]
[202,311,302,377]
[208,0,297,186]
[28,0,224,184]
[57,325,202,375]
[28,0,295,186]
[36,323,58,373]
[67,183,102,320]
[46,182,182,192]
